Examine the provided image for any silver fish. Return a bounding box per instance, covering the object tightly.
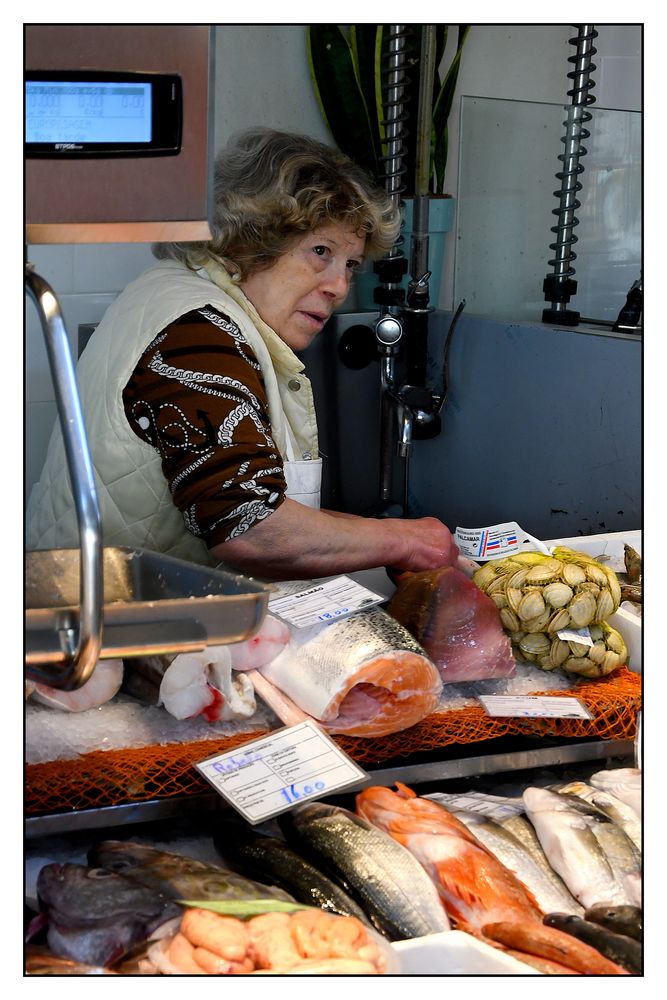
[455,810,583,916]
[553,791,641,895]
[522,787,634,909]
[500,813,584,915]
[554,780,641,852]
[589,768,642,818]
[280,801,450,940]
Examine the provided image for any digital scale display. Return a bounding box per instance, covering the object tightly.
[25,71,182,157]
[26,80,153,145]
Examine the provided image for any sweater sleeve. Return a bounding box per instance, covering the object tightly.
[122,305,286,547]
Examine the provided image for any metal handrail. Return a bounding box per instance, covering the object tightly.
[25,264,103,688]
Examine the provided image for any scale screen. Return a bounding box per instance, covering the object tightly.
[25,71,182,157]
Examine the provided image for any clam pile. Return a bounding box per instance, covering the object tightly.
[473,547,628,677]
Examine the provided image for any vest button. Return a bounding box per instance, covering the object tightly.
[288,379,301,391]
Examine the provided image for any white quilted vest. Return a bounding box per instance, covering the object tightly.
[26,260,319,565]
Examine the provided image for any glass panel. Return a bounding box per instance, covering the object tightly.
[454,95,641,324]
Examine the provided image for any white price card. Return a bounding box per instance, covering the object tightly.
[455,521,551,561]
[477,695,593,720]
[195,720,368,824]
[268,576,386,629]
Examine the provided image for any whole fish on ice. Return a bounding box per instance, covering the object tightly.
[589,768,642,818]
[499,812,584,916]
[553,779,641,851]
[33,862,181,968]
[543,912,642,974]
[454,809,583,916]
[279,801,451,940]
[356,783,627,974]
[257,606,442,737]
[88,840,294,903]
[522,786,638,909]
[212,818,373,925]
[388,566,516,683]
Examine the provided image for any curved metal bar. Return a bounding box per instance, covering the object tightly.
[25,264,103,688]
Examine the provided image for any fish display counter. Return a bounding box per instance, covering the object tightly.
[24,758,642,975]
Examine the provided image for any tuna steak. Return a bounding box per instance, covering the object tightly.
[388,566,516,683]
[257,606,442,736]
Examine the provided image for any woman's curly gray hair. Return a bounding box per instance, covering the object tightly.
[153,127,401,278]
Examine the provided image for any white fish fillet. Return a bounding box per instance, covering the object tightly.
[257,607,442,737]
[159,647,255,722]
[589,768,642,817]
[522,786,633,909]
[227,615,290,671]
[30,659,124,712]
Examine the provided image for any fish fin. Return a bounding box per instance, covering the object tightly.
[393,782,417,799]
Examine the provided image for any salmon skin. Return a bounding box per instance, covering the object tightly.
[257,606,442,737]
[387,566,516,683]
[356,783,628,974]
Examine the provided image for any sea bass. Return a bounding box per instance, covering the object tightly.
[88,841,294,903]
[212,819,373,926]
[356,784,627,974]
[589,768,642,818]
[454,810,583,916]
[279,801,450,940]
[554,780,641,851]
[34,863,181,968]
[499,813,584,916]
[522,787,636,909]
[257,605,442,737]
[387,566,516,683]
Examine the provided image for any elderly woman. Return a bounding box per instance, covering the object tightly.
[27,128,458,579]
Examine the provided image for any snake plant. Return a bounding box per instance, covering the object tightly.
[306,24,470,195]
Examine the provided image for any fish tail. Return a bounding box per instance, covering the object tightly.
[481,920,630,975]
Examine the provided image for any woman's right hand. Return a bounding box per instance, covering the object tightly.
[387,515,459,573]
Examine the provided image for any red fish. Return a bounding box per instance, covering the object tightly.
[388,566,515,683]
[356,783,629,975]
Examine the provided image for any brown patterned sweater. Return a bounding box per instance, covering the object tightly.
[122,305,287,547]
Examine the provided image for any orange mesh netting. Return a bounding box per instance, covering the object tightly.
[25,667,640,815]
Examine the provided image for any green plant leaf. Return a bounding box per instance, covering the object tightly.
[307,25,381,181]
[351,25,383,165]
[178,899,313,917]
[432,25,470,192]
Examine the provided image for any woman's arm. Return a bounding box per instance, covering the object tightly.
[209,498,458,579]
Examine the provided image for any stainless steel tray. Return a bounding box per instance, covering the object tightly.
[26,546,271,682]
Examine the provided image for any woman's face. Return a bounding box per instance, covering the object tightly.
[239,223,366,352]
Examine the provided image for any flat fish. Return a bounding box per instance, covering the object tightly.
[257,606,442,737]
[387,566,516,683]
[280,802,450,940]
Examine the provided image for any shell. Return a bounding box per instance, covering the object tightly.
[524,559,563,584]
[568,591,597,628]
[506,588,524,614]
[568,640,592,657]
[562,563,587,587]
[563,656,598,676]
[585,563,610,588]
[543,582,574,608]
[595,589,615,623]
[602,651,621,673]
[522,608,554,633]
[547,608,571,633]
[517,589,546,622]
[473,563,497,590]
[576,582,600,596]
[519,633,552,657]
[550,638,571,667]
[506,568,530,590]
[490,593,508,609]
[588,642,608,664]
[500,608,521,632]
[605,627,627,657]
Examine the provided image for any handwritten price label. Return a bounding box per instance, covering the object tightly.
[195,720,368,824]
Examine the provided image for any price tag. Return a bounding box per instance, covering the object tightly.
[477,695,593,720]
[556,626,594,647]
[195,719,368,824]
[268,576,386,629]
[455,521,550,561]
